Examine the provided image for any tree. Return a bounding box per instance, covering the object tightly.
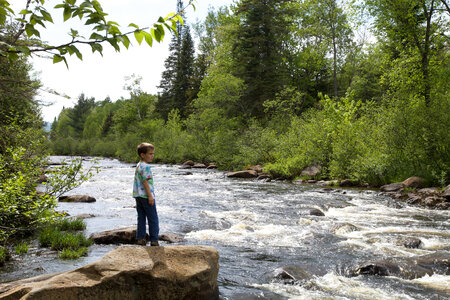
[69,93,96,138]
[364,0,449,105]
[0,0,192,66]
[298,0,353,98]
[232,0,296,117]
[157,0,195,119]
[172,25,195,117]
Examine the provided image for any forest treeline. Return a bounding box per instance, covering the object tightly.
[47,0,449,187]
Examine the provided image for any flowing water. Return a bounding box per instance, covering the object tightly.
[1,157,449,299]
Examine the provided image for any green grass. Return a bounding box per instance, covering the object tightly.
[38,218,92,260]
[59,247,89,259]
[56,218,86,231]
[15,242,29,255]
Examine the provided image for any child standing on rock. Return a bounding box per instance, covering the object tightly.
[133,143,159,246]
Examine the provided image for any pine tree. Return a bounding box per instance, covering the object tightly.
[173,25,195,117]
[156,0,196,120]
[233,0,295,118]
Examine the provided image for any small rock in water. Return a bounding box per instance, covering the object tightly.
[58,195,96,203]
[402,237,422,249]
[158,233,185,243]
[308,208,325,216]
[273,266,312,284]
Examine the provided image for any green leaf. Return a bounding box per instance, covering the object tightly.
[54,4,65,9]
[121,35,130,49]
[158,16,164,23]
[40,10,54,23]
[151,27,164,43]
[7,52,19,61]
[107,38,120,52]
[63,6,72,21]
[134,30,144,45]
[70,29,78,37]
[143,31,153,47]
[165,12,175,20]
[53,55,64,64]
[25,24,40,37]
[67,0,77,5]
[128,23,139,29]
[90,43,103,55]
[89,32,104,40]
[19,10,32,15]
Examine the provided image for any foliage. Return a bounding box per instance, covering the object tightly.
[56,218,86,231]
[43,157,98,199]
[59,247,88,259]
[0,0,193,66]
[232,0,296,117]
[157,1,196,120]
[47,0,449,188]
[39,220,92,260]
[14,242,28,255]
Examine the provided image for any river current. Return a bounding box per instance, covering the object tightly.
[1,157,449,299]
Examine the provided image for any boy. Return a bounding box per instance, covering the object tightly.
[133,143,159,246]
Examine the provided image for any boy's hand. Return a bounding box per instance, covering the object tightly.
[148,197,155,206]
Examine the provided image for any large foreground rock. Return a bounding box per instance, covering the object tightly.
[0,245,219,300]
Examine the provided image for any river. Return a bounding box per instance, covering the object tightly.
[1,157,449,299]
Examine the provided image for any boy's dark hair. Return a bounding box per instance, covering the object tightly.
[137,143,154,156]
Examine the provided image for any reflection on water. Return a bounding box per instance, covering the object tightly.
[1,157,449,299]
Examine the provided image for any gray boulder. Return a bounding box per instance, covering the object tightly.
[380,183,404,192]
[401,177,424,189]
[227,170,258,178]
[300,165,321,178]
[90,226,142,244]
[308,208,325,216]
[0,245,220,300]
[443,185,450,200]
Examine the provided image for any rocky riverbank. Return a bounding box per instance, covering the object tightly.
[0,246,219,300]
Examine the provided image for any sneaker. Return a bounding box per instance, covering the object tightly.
[150,241,160,247]
[136,239,146,246]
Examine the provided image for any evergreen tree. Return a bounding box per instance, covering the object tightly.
[69,93,96,138]
[173,25,195,117]
[157,0,196,120]
[232,0,296,118]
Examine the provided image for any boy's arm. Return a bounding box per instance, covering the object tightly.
[142,179,155,206]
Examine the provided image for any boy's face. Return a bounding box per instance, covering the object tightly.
[140,149,154,163]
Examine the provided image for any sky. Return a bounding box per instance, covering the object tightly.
[12,0,234,122]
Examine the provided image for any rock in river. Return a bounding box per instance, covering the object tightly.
[227,170,258,178]
[90,227,185,245]
[0,245,220,300]
[58,195,96,203]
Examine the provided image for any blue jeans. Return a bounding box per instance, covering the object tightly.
[135,197,159,242]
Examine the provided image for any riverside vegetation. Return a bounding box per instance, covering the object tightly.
[49,1,449,187]
[0,0,193,265]
[1,0,449,268]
